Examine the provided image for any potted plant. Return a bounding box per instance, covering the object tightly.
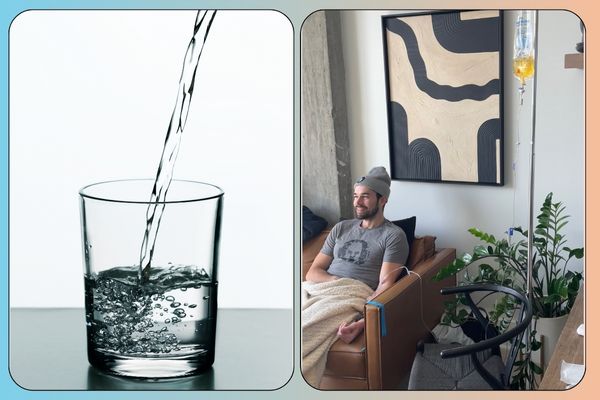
[434,192,584,389]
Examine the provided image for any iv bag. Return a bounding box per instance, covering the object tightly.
[513,11,535,92]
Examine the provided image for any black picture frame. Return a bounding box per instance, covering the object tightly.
[382,10,504,186]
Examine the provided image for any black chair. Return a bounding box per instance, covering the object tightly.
[408,284,533,390]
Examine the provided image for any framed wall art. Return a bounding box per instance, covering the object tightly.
[382,10,504,185]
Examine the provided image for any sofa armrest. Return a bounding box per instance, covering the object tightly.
[363,248,456,389]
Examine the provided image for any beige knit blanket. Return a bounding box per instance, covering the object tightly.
[301,278,373,388]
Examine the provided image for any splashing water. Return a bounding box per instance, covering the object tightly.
[139,10,217,283]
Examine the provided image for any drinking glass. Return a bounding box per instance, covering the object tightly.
[79,179,223,378]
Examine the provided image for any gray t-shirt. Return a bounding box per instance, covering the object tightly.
[321,219,409,290]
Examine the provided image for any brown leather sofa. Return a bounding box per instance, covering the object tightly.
[302,230,456,390]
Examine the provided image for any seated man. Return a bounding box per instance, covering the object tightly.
[302,166,409,387]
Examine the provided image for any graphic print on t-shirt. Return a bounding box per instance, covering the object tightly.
[338,239,369,264]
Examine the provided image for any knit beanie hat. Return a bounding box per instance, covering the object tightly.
[354,166,391,198]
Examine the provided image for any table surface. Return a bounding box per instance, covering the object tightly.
[538,291,584,390]
[10,308,293,390]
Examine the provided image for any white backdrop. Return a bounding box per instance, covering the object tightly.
[9,10,293,309]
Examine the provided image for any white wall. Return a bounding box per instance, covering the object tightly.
[10,10,293,308]
[341,10,584,273]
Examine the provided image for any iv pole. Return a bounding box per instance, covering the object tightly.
[524,11,540,383]
[526,10,539,311]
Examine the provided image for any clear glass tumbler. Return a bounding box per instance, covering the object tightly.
[79,179,223,378]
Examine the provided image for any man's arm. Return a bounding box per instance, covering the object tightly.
[367,261,403,301]
[305,252,338,283]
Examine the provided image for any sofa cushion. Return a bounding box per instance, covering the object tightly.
[392,216,416,248]
[407,236,436,268]
[303,206,328,243]
[325,332,367,378]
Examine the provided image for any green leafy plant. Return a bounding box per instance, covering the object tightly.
[434,193,583,389]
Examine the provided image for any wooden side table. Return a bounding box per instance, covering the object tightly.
[539,291,584,390]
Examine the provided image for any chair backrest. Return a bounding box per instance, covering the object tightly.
[438,284,533,389]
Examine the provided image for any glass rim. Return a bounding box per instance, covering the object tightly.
[79,178,224,204]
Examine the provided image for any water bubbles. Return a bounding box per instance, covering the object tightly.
[85,265,215,357]
[173,308,186,318]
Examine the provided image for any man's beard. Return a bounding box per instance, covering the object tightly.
[354,204,379,220]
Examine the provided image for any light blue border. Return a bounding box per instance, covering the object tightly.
[0,2,12,399]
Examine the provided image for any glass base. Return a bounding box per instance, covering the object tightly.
[88,350,214,379]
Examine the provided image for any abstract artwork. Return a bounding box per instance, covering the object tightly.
[382,10,504,185]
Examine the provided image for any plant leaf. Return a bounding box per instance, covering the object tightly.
[434,258,466,281]
[569,247,584,259]
[468,228,496,244]
[530,361,544,375]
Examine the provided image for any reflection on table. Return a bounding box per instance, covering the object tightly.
[86,366,215,390]
[10,308,292,390]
